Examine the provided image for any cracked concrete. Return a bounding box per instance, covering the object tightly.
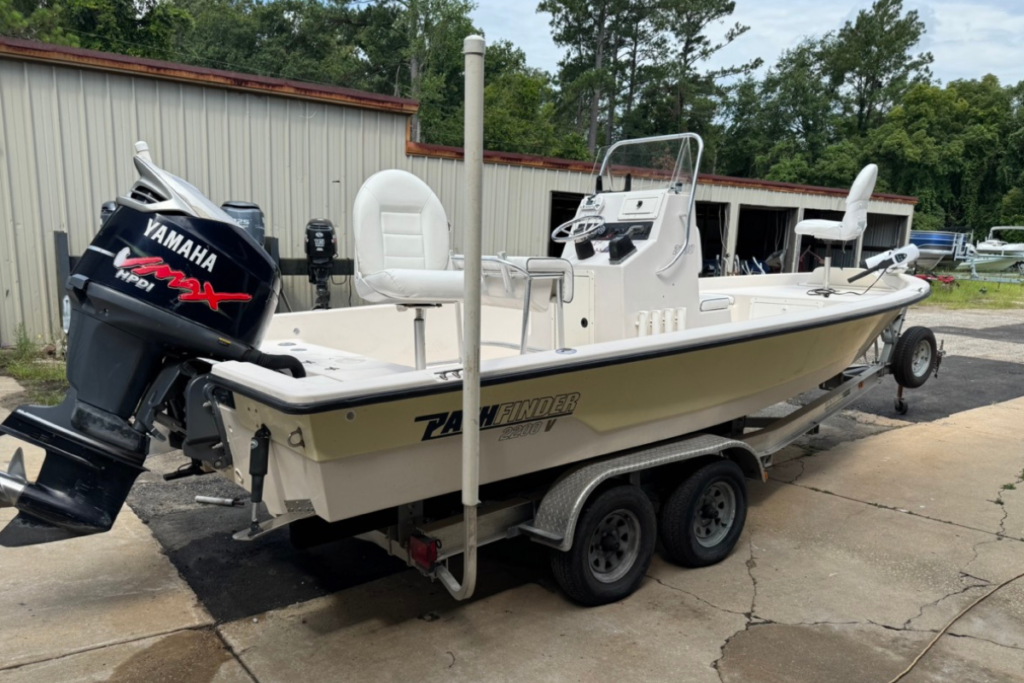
[771,397,1024,539]
[0,438,214,671]
[212,476,1024,683]
[0,629,255,683]
[717,622,1024,683]
[219,570,746,683]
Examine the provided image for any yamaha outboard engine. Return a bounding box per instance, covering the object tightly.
[100,200,117,226]
[304,218,337,309]
[0,141,302,546]
[221,201,266,247]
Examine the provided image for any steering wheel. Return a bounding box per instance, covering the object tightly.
[551,214,606,243]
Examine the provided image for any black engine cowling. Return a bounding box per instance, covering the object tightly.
[0,145,296,546]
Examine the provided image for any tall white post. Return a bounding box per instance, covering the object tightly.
[462,35,484,509]
[437,34,484,601]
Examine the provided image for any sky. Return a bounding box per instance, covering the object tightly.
[470,0,1024,86]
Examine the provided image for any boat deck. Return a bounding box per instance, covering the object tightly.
[260,277,906,386]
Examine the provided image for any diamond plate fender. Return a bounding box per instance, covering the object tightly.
[519,434,763,551]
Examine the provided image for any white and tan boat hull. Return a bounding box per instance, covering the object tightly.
[219,308,897,522]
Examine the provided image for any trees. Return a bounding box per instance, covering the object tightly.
[541,0,759,157]
[1,0,79,45]
[825,0,933,136]
[866,76,1020,234]
[655,0,761,134]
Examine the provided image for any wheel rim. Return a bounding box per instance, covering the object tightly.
[587,509,641,583]
[694,481,737,548]
[911,340,932,377]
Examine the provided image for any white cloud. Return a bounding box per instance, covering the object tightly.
[471,0,1024,85]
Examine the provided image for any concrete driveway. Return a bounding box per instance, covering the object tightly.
[1,307,1023,682]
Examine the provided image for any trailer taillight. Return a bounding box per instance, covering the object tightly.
[409,535,438,571]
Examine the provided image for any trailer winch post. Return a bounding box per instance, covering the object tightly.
[436,34,485,600]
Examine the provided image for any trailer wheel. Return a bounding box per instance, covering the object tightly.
[660,459,747,568]
[892,326,937,389]
[550,485,656,606]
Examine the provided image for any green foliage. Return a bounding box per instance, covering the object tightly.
[866,76,1018,236]
[1,0,1022,230]
[825,0,933,135]
[0,325,68,406]
[541,0,759,158]
[919,280,1024,310]
[0,0,78,44]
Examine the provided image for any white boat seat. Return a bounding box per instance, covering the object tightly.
[795,164,878,242]
[699,293,734,312]
[358,268,464,303]
[352,169,572,361]
[353,169,459,305]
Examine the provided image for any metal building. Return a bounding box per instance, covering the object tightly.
[0,38,917,343]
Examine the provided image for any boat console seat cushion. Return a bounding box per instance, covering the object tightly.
[795,164,878,242]
[359,268,465,303]
[354,169,459,304]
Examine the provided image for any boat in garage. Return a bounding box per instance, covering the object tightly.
[0,37,940,606]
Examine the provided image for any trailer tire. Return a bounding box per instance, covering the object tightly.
[660,459,747,568]
[549,485,656,606]
[892,326,937,389]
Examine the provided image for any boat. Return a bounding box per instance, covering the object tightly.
[954,244,1021,274]
[909,230,968,271]
[976,226,1024,273]
[0,38,939,605]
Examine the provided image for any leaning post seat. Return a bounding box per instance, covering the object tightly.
[794,164,878,290]
[352,169,574,365]
[353,169,464,369]
[452,253,574,353]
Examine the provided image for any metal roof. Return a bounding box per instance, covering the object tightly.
[0,37,419,115]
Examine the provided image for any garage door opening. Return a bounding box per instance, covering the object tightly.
[861,214,907,262]
[549,191,585,257]
[695,202,727,276]
[796,209,857,271]
[735,207,791,274]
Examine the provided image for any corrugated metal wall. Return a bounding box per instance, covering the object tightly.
[0,55,915,343]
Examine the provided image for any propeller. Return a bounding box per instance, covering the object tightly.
[0,448,27,508]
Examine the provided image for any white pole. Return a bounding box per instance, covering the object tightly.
[462,34,484,510]
[437,34,484,601]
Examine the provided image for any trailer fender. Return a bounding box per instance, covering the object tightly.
[519,435,764,552]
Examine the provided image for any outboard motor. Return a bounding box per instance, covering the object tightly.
[0,141,302,546]
[221,201,266,247]
[99,200,117,226]
[304,218,337,309]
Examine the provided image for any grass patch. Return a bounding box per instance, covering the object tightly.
[919,277,1024,309]
[0,325,68,406]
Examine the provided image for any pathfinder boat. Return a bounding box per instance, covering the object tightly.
[0,40,939,606]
